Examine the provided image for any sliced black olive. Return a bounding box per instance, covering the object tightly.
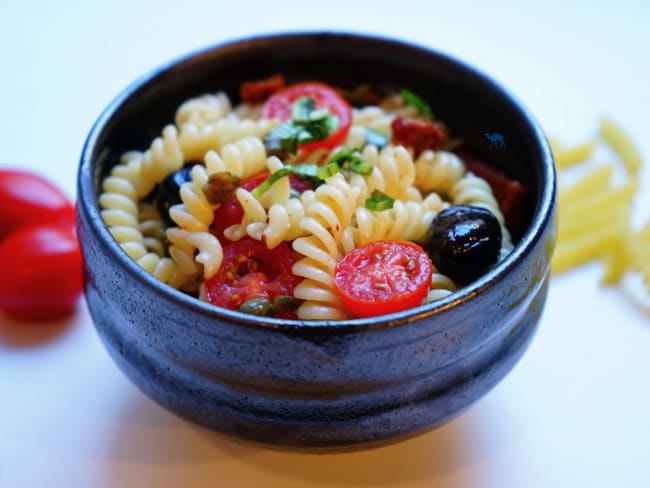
[424,205,502,283]
[239,298,272,317]
[156,166,194,227]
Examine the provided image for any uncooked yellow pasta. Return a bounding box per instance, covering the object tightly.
[552,117,648,295]
[550,138,596,169]
[600,117,642,175]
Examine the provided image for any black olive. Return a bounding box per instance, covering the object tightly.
[156,166,194,227]
[424,205,502,283]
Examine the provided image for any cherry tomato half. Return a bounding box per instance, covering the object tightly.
[0,169,75,241]
[204,237,302,313]
[262,82,353,153]
[210,171,313,244]
[0,223,83,320]
[334,240,433,318]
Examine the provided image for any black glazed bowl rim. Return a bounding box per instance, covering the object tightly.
[78,30,556,332]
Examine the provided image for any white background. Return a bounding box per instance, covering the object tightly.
[1,1,649,486]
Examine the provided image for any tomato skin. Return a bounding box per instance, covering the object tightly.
[262,82,353,152]
[334,240,433,318]
[0,169,75,241]
[0,223,83,320]
[204,237,302,313]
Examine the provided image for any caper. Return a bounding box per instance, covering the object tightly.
[272,295,302,312]
[424,205,502,283]
[239,298,272,316]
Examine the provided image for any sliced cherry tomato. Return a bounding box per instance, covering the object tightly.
[0,223,83,320]
[262,81,353,153]
[334,240,433,318]
[210,171,313,243]
[204,237,302,314]
[0,169,75,241]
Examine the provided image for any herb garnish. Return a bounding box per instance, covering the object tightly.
[400,89,432,119]
[325,148,373,175]
[365,189,395,211]
[266,97,339,154]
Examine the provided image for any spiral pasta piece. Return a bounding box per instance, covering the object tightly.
[179,117,279,162]
[100,168,181,285]
[414,149,466,195]
[169,164,213,232]
[449,172,504,224]
[203,135,268,178]
[342,193,443,255]
[449,172,514,259]
[138,202,167,256]
[352,106,394,134]
[175,92,232,128]
[138,125,184,198]
[292,174,360,320]
[425,271,457,303]
[360,145,420,201]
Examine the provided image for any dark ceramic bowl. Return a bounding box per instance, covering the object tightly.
[77,32,556,450]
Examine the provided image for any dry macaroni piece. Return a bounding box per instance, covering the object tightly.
[551,117,648,290]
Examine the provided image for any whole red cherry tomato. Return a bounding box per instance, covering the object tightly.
[262,82,353,153]
[334,240,433,318]
[0,223,83,320]
[0,169,75,241]
[204,237,302,314]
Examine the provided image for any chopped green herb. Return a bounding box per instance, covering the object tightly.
[400,89,432,119]
[292,97,316,123]
[325,148,374,176]
[317,162,341,180]
[250,163,322,197]
[250,167,293,197]
[365,189,395,211]
[348,158,373,175]
[267,97,339,156]
[325,147,355,166]
[365,128,389,149]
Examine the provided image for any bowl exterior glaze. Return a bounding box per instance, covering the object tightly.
[77,32,556,450]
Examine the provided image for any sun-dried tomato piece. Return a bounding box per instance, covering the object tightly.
[461,152,528,229]
[390,115,445,157]
[239,73,285,105]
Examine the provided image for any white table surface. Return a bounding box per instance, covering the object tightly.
[1,1,649,486]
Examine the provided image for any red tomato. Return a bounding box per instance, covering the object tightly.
[211,172,313,244]
[0,223,83,320]
[0,169,75,241]
[334,240,433,318]
[204,237,302,314]
[262,82,352,153]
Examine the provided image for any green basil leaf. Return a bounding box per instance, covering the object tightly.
[365,189,395,211]
[400,89,432,119]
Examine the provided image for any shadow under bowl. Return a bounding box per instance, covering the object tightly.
[76,31,556,451]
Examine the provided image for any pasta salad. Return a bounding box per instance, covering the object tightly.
[98,74,525,321]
